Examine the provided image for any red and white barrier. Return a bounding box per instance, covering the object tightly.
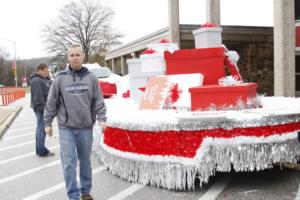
[0,88,26,106]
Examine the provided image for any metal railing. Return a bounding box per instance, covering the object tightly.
[0,87,25,106]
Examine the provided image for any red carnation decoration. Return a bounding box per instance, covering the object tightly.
[138,87,146,92]
[200,23,218,28]
[142,48,156,55]
[159,39,170,43]
[122,90,130,98]
[169,83,181,103]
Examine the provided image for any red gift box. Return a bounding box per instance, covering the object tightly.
[189,83,257,111]
[164,48,225,85]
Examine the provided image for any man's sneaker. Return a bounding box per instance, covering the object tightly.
[39,152,55,157]
[81,194,93,200]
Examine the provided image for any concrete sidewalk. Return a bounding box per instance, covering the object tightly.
[0,105,23,137]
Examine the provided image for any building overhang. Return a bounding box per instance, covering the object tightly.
[105,24,273,61]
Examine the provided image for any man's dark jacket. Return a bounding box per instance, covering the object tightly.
[30,73,52,112]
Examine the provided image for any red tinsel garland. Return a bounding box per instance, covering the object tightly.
[103,122,300,158]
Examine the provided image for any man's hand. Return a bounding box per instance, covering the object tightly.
[98,121,107,133]
[45,126,53,137]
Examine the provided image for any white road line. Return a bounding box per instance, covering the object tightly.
[16,114,35,118]
[0,160,61,185]
[0,140,35,151]
[3,132,34,140]
[11,121,58,128]
[13,118,36,123]
[7,125,36,132]
[0,145,60,165]
[198,174,233,200]
[18,114,34,118]
[295,182,300,200]
[22,166,105,200]
[107,184,145,200]
[3,127,58,140]
[18,113,34,116]
[10,122,36,128]
[16,119,35,122]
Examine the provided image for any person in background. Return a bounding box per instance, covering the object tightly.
[44,44,107,200]
[30,63,54,157]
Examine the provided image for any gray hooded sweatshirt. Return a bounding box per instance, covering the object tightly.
[44,66,106,128]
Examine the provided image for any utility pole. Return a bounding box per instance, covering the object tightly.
[13,41,17,87]
[25,64,27,79]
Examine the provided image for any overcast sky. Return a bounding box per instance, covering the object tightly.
[0,0,273,59]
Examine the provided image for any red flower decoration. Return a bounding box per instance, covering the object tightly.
[142,48,156,55]
[169,83,181,103]
[138,87,146,92]
[122,90,130,98]
[159,39,170,43]
[200,23,218,28]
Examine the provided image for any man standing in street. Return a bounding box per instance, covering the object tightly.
[44,44,107,200]
[30,63,54,157]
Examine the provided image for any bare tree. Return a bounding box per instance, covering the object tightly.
[0,47,9,59]
[0,47,10,85]
[42,0,122,63]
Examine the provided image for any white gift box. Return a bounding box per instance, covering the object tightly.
[147,43,179,54]
[164,73,204,109]
[127,58,143,76]
[140,53,166,73]
[193,27,223,48]
[127,58,164,104]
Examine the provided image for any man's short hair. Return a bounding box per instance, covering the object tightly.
[37,63,49,71]
[68,44,83,52]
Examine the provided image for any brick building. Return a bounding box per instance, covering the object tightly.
[105,0,298,97]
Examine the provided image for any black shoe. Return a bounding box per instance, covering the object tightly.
[81,193,93,200]
[39,152,55,157]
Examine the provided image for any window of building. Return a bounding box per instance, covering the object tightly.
[296,0,300,20]
[296,55,300,73]
[296,56,300,95]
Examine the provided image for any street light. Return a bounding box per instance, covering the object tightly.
[0,38,17,87]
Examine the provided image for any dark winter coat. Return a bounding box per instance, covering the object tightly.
[30,73,52,112]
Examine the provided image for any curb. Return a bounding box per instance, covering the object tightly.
[0,106,23,138]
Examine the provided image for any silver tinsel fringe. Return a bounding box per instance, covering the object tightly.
[108,113,300,132]
[93,139,300,190]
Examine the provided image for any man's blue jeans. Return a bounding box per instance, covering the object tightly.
[34,111,49,156]
[59,127,93,200]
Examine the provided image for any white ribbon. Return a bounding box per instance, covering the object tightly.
[218,75,242,86]
[226,51,240,65]
[223,45,240,65]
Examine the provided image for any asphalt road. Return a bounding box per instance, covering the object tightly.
[0,95,299,200]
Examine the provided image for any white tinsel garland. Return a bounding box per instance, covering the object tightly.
[94,133,299,190]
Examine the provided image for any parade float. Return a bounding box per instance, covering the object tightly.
[93,24,300,190]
